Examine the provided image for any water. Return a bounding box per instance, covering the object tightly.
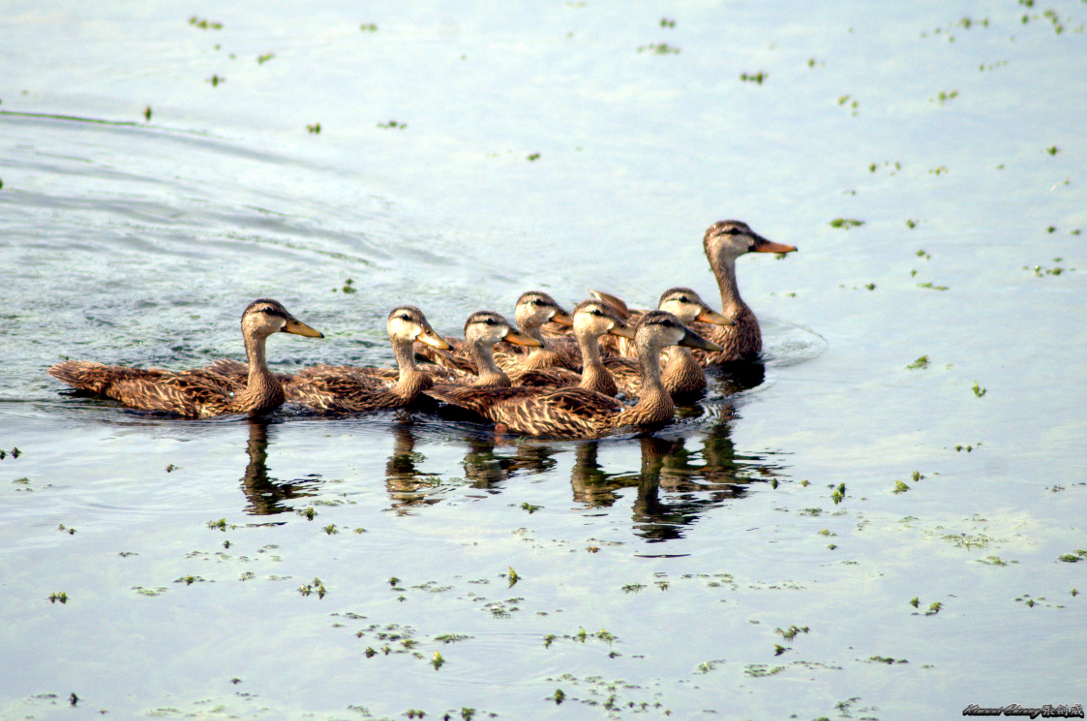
[3,0,1087,718]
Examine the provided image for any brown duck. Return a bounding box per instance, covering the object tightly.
[48,298,323,418]
[698,220,796,364]
[424,311,721,439]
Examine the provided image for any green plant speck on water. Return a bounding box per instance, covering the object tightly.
[972,381,987,397]
[893,481,910,494]
[829,218,864,229]
[907,355,930,369]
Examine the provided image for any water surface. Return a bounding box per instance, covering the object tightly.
[2,0,1086,718]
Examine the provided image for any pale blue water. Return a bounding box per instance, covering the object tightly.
[2,1,1086,718]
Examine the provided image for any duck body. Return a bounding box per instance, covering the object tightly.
[48,299,323,418]
[508,299,634,396]
[697,220,796,365]
[592,287,732,399]
[285,306,451,413]
[426,311,721,439]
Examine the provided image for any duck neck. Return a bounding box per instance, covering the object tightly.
[710,254,748,318]
[577,332,616,395]
[470,342,511,387]
[627,338,673,422]
[391,337,430,400]
[240,331,283,413]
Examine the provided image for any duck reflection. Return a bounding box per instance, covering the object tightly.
[567,408,783,542]
[384,421,444,509]
[240,419,320,515]
[708,360,766,396]
[459,434,560,490]
[384,422,562,508]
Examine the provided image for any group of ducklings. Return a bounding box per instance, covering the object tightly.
[49,220,796,439]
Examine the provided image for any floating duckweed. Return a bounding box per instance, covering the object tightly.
[660,18,675,28]
[526,153,540,161]
[432,651,445,670]
[1058,550,1087,563]
[207,518,227,531]
[144,106,152,121]
[324,524,338,535]
[257,53,274,64]
[306,123,321,134]
[49,592,68,604]
[907,355,930,369]
[775,625,809,640]
[377,120,406,129]
[740,71,767,84]
[893,481,910,494]
[300,507,316,520]
[638,43,680,54]
[927,601,942,615]
[1047,146,1059,155]
[189,16,223,30]
[507,567,520,586]
[906,219,917,228]
[520,502,541,513]
[360,23,378,32]
[917,282,949,290]
[207,75,225,87]
[828,218,864,229]
[972,381,987,397]
[552,689,565,704]
[910,597,919,608]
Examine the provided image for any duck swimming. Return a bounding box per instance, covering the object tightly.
[48,298,323,418]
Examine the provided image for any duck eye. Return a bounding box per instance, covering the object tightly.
[399,314,411,321]
[485,318,497,325]
[678,296,689,303]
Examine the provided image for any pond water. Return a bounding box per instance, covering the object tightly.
[2,0,1086,719]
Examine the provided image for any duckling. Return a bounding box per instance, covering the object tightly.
[425,311,722,439]
[423,310,543,387]
[512,299,635,396]
[420,292,574,374]
[699,220,797,364]
[595,288,732,399]
[48,298,323,418]
[284,305,451,413]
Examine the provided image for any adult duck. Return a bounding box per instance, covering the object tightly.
[699,220,796,364]
[48,298,323,418]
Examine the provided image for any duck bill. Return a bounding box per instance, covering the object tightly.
[752,235,798,254]
[416,325,451,350]
[679,326,722,352]
[549,310,574,328]
[503,329,543,347]
[588,289,630,319]
[283,318,324,338]
[696,307,734,326]
[607,322,636,340]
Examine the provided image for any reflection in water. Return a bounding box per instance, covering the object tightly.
[384,421,443,509]
[240,420,320,515]
[707,361,766,396]
[567,403,785,542]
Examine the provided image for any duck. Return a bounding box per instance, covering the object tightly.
[418,291,574,374]
[424,311,722,439]
[423,310,543,387]
[48,298,323,418]
[512,298,635,396]
[698,220,797,364]
[591,287,733,399]
[282,305,453,413]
